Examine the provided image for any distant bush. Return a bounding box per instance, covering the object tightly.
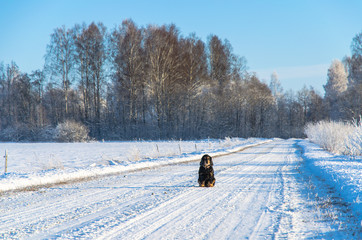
[55,120,90,142]
[0,122,90,142]
[0,124,40,142]
[305,119,362,156]
[39,126,57,142]
[0,126,21,142]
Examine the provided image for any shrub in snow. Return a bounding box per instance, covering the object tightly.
[344,119,362,156]
[304,121,353,154]
[305,119,362,156]
[55,120,90,142]
[39,126,57,142]
[0,127,19,142]
[0,125,37,142]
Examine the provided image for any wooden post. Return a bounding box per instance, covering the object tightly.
[4,150,8,174]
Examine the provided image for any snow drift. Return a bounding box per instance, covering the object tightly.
[297,139,362,222]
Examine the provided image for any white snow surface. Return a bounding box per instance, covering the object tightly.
[0,138,361,239]
[298,140,362,224]
[0,138,267,192]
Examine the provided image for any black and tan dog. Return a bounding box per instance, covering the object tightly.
[198,154,215,187]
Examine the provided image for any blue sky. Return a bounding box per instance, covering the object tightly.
[1,0,362,93]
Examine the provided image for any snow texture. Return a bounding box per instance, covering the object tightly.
[0,139,361,239]
[0,138,268,193]
[298,140,362,225]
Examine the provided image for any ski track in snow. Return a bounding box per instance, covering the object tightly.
[0,139,360,239]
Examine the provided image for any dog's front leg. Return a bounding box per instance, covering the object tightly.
[208,178,215,187]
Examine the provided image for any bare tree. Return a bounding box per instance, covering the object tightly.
[346,32,362,119]
[178,34,208,137]
[109,19,146,137]
[0,62,6,129]
[145,24,183,137]
[244,75,275,137]
[30,70,46,127]
[75,22,107,138]
[2,19,338,141]
[207,35,232,95]
[43,82,64,126]
[44,26,76,118]
[4,62,20,127]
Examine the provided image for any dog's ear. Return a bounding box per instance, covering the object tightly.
[209,155,213,166]
[200,155,207,166]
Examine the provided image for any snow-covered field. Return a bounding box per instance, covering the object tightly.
[0,138,266,192]
[0,138,362,239]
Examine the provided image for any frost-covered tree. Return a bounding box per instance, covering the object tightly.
[324,59,348,120]
[324,59,348,99]
[269,71,283,99]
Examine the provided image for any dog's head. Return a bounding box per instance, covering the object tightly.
[200,154,213,168]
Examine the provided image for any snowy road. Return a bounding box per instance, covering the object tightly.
[0,140,359,239]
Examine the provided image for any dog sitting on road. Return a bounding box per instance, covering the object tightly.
[198,154,215,187]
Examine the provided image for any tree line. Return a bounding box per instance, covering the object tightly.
[0,19,360,141]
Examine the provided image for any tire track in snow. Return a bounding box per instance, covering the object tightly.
[2,140,354,239]
[201,145,281,239]
[222,143,289,239]
[0,187,113,228]
[1,167,197,239]
[97,186,216,239]
[1,185,141,238]
[97,141,285,239]
[95,143,279,239]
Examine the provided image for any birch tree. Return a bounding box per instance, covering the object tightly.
[145,24,183,137]
[45,26,76,119]
[75,22,107,138]
[109,19,146,137]
[178,34,208,137]
[207,35,231,95]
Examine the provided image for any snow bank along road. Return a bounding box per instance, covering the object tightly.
[0,139,360,239]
